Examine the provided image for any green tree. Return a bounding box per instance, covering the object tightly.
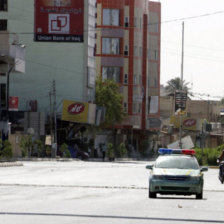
[165,77,192,96]
[95,77,124,126]
[221,97,224,104]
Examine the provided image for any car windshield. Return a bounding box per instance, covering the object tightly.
[155,155,199,169]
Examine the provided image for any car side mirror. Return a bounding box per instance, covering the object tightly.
[146,165,153,170]
[200,166,208,172]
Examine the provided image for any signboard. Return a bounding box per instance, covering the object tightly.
[9,96,19,111]
[34,0,84,42]
[170,116,201,131]
[175,90,187,111]
[62,100,89,123]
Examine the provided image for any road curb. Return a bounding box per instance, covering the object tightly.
[0,162,23,167]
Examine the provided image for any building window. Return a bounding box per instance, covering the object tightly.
[133,102,141,114]
[134,75,138,85]
[154,50,158,60]
[0,19,7,31]
[0,0,7,11]
[134,46,138,57]
[102,67,120,82]
[139,75,142,85]
[103,9,119,26]
[102,38,120,55]
[139,47,142,57]
[124,73,128,84]
[124,45,128,56]
[124,17,129,27]
[123,102,128,113]
[134,17,137,27]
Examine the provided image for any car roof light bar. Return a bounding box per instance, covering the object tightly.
[158,148,195,155]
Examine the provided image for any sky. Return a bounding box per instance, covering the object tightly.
[159,0,224,100]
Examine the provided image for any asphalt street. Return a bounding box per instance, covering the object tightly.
[0,160,223,224]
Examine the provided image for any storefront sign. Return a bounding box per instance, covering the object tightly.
[170,116,200,131]
[62,100,89,123]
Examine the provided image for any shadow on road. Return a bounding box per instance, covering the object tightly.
[0,212,223,223]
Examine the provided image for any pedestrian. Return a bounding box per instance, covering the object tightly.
[102,143,107,161]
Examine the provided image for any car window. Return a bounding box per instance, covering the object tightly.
[155,156,199,169]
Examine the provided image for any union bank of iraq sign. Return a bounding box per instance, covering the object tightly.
[175,90,187,111]
[34,0,84,42]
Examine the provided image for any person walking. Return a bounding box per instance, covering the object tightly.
[102,143,107,161]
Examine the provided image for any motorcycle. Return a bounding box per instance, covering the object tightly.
[217,158,224,184]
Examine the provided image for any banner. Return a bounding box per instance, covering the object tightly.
[34,0,84,42]
[9,96,19,111]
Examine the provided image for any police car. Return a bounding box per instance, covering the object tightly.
[146,148,208,199]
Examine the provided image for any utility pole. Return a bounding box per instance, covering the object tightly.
[179,22,184,149]
[53,80,57,157]
[49,91,53,144]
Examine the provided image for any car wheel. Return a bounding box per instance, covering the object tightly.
[149,189,156,198]
[196,191,203,200]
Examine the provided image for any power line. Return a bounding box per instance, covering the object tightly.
[0,10,224,36]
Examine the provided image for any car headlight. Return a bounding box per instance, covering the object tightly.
[152,175,164,180]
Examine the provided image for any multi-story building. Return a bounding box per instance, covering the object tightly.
[95,0,161,150]
[0,0,161,153]
[0,0,97,139]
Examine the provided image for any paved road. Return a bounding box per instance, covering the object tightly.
[0,161,223,224]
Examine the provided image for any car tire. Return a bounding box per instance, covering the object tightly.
[149,189,156,198]
[196,191,203,200]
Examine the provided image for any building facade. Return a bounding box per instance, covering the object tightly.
[0,0,96,114]
[95,0,161,149]
[0,0,161,153]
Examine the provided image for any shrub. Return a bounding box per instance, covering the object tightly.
[106,143,115,160]
[60,143,71,158]
[117,143,127,158]
[1,140,13,159]
[195,146,221,166]
[34,139,44,157]
[20,135,33,157]
[45,146,51,157]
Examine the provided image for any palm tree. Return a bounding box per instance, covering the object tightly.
[164,77,192,96]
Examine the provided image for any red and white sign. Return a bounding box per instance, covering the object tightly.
[9,96,19,111]
[183,119,197,127]
[68,103,85,115]
[34,0,84,42]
